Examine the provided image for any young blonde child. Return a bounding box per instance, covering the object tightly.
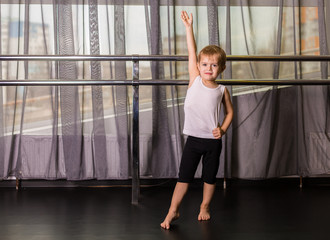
[160,11,234,230]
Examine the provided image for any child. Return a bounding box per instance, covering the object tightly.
[160,11,234,230]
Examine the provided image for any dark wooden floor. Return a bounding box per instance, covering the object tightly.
[1,179,330,240]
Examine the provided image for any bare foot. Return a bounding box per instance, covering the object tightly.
[160,211,180,230]
[198,206,210,221]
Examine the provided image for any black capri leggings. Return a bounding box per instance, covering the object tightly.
[178,136,222,184]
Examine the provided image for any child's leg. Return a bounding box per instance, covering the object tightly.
[198,138,221,221]
[160,182,189,229]
[161,136,202,229]
[198,182,216,221]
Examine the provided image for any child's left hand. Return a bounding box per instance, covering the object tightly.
[212,127,225,139]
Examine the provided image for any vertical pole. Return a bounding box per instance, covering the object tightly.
[132,58,140,204]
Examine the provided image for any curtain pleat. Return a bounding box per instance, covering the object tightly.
[166,2,183,170]
[45,0,61,179]
[57,0,83,180]
[15,0,30,179]
[149,0,177,178]
[88,0,108,179]
[6,4,20,178]
[273,0,283,80]
[114,1,130,178]
[207,0,219,46]
[239,0,256,79]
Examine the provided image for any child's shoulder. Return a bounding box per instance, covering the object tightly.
[219,84,226,89]
[218,84,227,94]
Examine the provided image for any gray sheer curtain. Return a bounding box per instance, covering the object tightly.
[231,0,298,178]
[298,0,329,176]
[232,0,330,178]
[0,0,329,181]
[148,0,177,178]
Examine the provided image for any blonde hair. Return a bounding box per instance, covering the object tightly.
[198,45,226,70]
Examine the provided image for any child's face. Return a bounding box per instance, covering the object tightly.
[197,54,222,82]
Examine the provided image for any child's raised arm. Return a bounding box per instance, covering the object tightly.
[181,11,199,88]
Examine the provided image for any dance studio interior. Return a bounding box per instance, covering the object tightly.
[1,0,330,239]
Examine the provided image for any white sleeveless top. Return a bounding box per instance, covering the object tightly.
[183,76,226,139]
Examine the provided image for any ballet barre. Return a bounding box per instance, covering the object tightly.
[1,54,330,204]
